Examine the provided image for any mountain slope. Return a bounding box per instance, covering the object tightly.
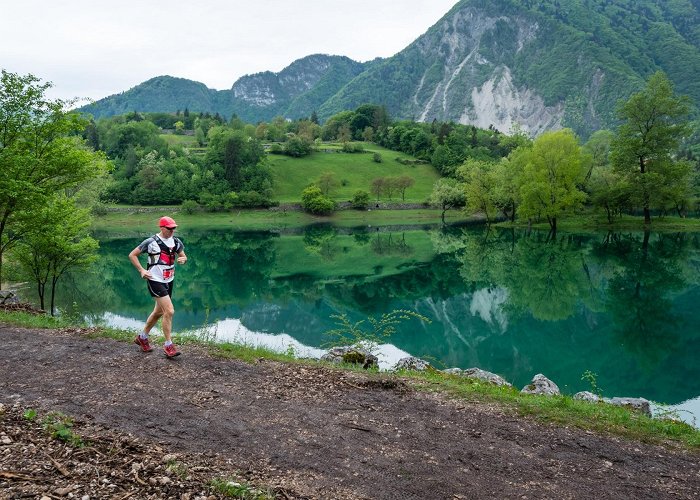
[320,0,700,137]
[224,54,366,122]
[79,75,223,118]
[80,0,700,137]
[81,55,366,122]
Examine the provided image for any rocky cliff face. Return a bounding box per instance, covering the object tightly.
[408,6,564,135]
[226,54,366,122]
[231,55,337,108]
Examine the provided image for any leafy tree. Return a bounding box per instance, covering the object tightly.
[0,70,107,287]
[321,110,354,141]
[393,175,415,201]
[284,135,313,157]
[429,178,466,222]
[610,71,691,223]
[491,157,521,222]
[317,171,339,196]
[370,177,386,202]
[583,129,615,180]
[656,159,695,217]
[83,120,100,150]
[301,185,335,215]
[517,129,588,233]
[14,196,98,314]
[352,190,370,209]
[588,167,629,223]
[338,124,352,143]
[431,145,459,177]
[296,120,320,142]
[459,159,498,223]
[102,120,166,159]
[206,128,265,191]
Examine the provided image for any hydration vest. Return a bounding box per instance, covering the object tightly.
[147,235,183,270]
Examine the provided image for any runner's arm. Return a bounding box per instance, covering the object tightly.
[177,249,187,265]
[128,247,152,279]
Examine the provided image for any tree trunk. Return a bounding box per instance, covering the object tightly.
[642,229,650,254]
[50,278,58,317]
[643,206,651,224]
[38,282,45,311]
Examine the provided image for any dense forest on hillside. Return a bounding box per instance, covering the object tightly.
[83,104,526,208]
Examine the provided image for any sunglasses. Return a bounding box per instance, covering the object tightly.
[163,226,177,230]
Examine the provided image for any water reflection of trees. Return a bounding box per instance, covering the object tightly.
[322,251,469,314]
[56,231,279,318]
[433,228,696,332]
[592,231,689,367]
[300,225,416,260]
[303,225,339,261]
[62,227,698,351]
[370,232,413,257]
[433,228,599,321]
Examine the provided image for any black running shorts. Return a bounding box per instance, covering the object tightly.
[147,280,173,298]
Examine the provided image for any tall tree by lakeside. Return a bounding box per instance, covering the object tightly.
[610,71,692,224]
[0,70,107,289]
[515,129,588,234]
[429,178,466,222]
[15,196,98,315]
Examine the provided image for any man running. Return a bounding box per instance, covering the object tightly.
[128,216,187,357]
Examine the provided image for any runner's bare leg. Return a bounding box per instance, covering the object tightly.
[153,295,175,343]
[144,301,163,335]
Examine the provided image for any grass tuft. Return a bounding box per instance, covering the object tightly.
[209,478,274,499]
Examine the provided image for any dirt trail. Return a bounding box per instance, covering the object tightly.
[1,326,699,499]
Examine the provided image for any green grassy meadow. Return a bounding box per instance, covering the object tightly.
[267,143,441,203]
[93,208,471,234]
[160,133,198,147]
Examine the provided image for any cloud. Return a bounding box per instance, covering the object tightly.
[1,0,458,100]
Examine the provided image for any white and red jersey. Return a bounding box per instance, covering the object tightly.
[137,235,184,283]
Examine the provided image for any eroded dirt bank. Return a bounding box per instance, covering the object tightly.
[1,326,699,499]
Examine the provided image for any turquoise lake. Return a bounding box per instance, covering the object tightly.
[47,225,700,426]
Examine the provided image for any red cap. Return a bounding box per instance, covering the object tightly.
[159,216,177,228]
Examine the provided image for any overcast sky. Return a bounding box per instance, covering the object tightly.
[2,0,459,103]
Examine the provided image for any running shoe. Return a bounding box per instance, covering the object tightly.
[164,343,181,358]
[134,335,153,352]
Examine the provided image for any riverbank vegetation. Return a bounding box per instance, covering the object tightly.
[457,72,699,232]
[1,307,698,449]
[74,70,700,232]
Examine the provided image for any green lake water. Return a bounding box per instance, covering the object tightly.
[49,225,700,425]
